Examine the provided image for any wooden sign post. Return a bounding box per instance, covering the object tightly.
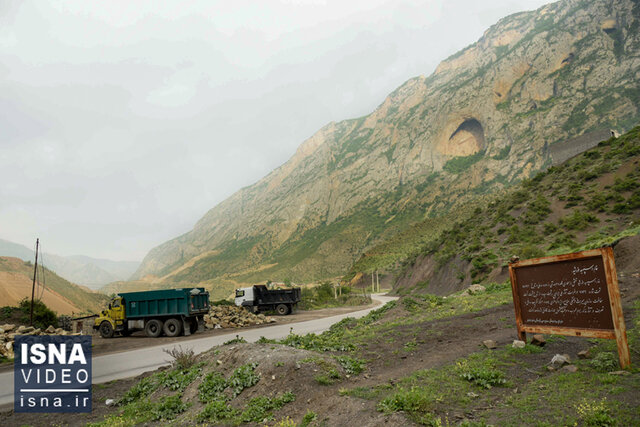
[509,247,630,369]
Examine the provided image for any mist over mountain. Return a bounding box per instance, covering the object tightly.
[0,238,139,289]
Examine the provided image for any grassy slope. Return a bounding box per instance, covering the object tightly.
[0,256,109,315]
[392,125,640,295]
[47,128,640,427]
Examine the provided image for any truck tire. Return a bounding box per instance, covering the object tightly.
[163,318,182,337]
[145,319,163,338]
[189,320,198,335]
[276,304,290,315]
[99,321,114,338]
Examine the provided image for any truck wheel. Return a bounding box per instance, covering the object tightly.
[276,304,290,315]
[145,319,163,338]
[99,321,114,339]
[163,318,182,337]
[189,320,198,334]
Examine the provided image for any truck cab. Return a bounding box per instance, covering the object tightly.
[94,296,126,338]
[235,287,255,308]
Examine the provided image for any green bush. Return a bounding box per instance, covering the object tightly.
[377,387,432,413]
[442,151,486,174]
[119,377,158,405]
[197,398,237,422]
[335,355,366,375]
[157,364,202,392]
[151,395,190,421]
[228,363,261,397]
[198,371,228,403]
[18,298,58,329]
[239,392,295,423]
[590,352,619,373]
[456,360,506,389]
[559,210,599,231]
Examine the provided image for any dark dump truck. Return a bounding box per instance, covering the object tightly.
[94,287,210,338]
[234,285,301,315]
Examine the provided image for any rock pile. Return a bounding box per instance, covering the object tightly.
[0,323,80,360]
[204,306,276,329]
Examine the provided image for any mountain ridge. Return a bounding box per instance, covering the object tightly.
[0,238,140,289]
[132,0,640,291]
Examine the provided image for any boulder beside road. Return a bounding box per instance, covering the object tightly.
[0,323,80,360]
[204,306,276,329]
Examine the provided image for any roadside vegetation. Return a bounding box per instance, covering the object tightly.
[298,281,371,310]
[0,298,58,330]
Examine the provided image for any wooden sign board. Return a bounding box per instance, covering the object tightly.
[509,247,630,369]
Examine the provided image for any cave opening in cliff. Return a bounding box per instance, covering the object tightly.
[448,118,486,155]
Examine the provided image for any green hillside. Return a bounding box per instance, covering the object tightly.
[393,125,640,295]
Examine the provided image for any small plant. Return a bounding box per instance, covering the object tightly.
[377,387,432,414]
[335,355,366,375]
[300,410,318,426]
[151,395,190,421]
[224,335,247,345]
[118,376,158,405]
[456,360,506,389]
[163,346,198,370]
[404,339,418,352]
[197,398,237,423]
[239,391,296,423]
[157,364,202,392]
[590,352,619,373]
[198,371,228,403]
[274,416,297,427]
[575,398,616,426]
[228,363,260,397]
[315,368,341,385]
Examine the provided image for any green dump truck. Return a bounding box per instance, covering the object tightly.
[94,288,210,338]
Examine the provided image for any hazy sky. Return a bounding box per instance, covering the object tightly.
[0,0,550,261]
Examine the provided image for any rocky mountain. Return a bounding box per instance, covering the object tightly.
[132,0,640,291]
[0,256,109,315]
[0,238,139,289]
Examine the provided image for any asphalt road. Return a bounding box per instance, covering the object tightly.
[0,295,396,406]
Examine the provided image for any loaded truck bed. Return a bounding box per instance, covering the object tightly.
[235,285,301,315]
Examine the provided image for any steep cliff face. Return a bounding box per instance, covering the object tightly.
[133,0,640,289]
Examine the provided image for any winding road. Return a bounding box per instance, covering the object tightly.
[0,295,396,407]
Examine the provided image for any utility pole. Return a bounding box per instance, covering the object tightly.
[376,271,380,293]
[30,238,39,326]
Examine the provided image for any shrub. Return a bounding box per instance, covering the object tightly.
[18,298,58,329]
[590,352,619,372]
[157,364,202,392]
[575,398,616,426]
[197,398,237,422]
[198,372,228,403]
[239,392,295,423]
[517,244,545,260]
[559,210,599,231]
[223,335,247,345]
[456,360,506,389]
[119,377,158,405]
[335,355,366,375]
[377,387,432,413]
[228,363,260,397]
[300,410,318,427]
[163,346,198,370]
[151,395,190,421]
